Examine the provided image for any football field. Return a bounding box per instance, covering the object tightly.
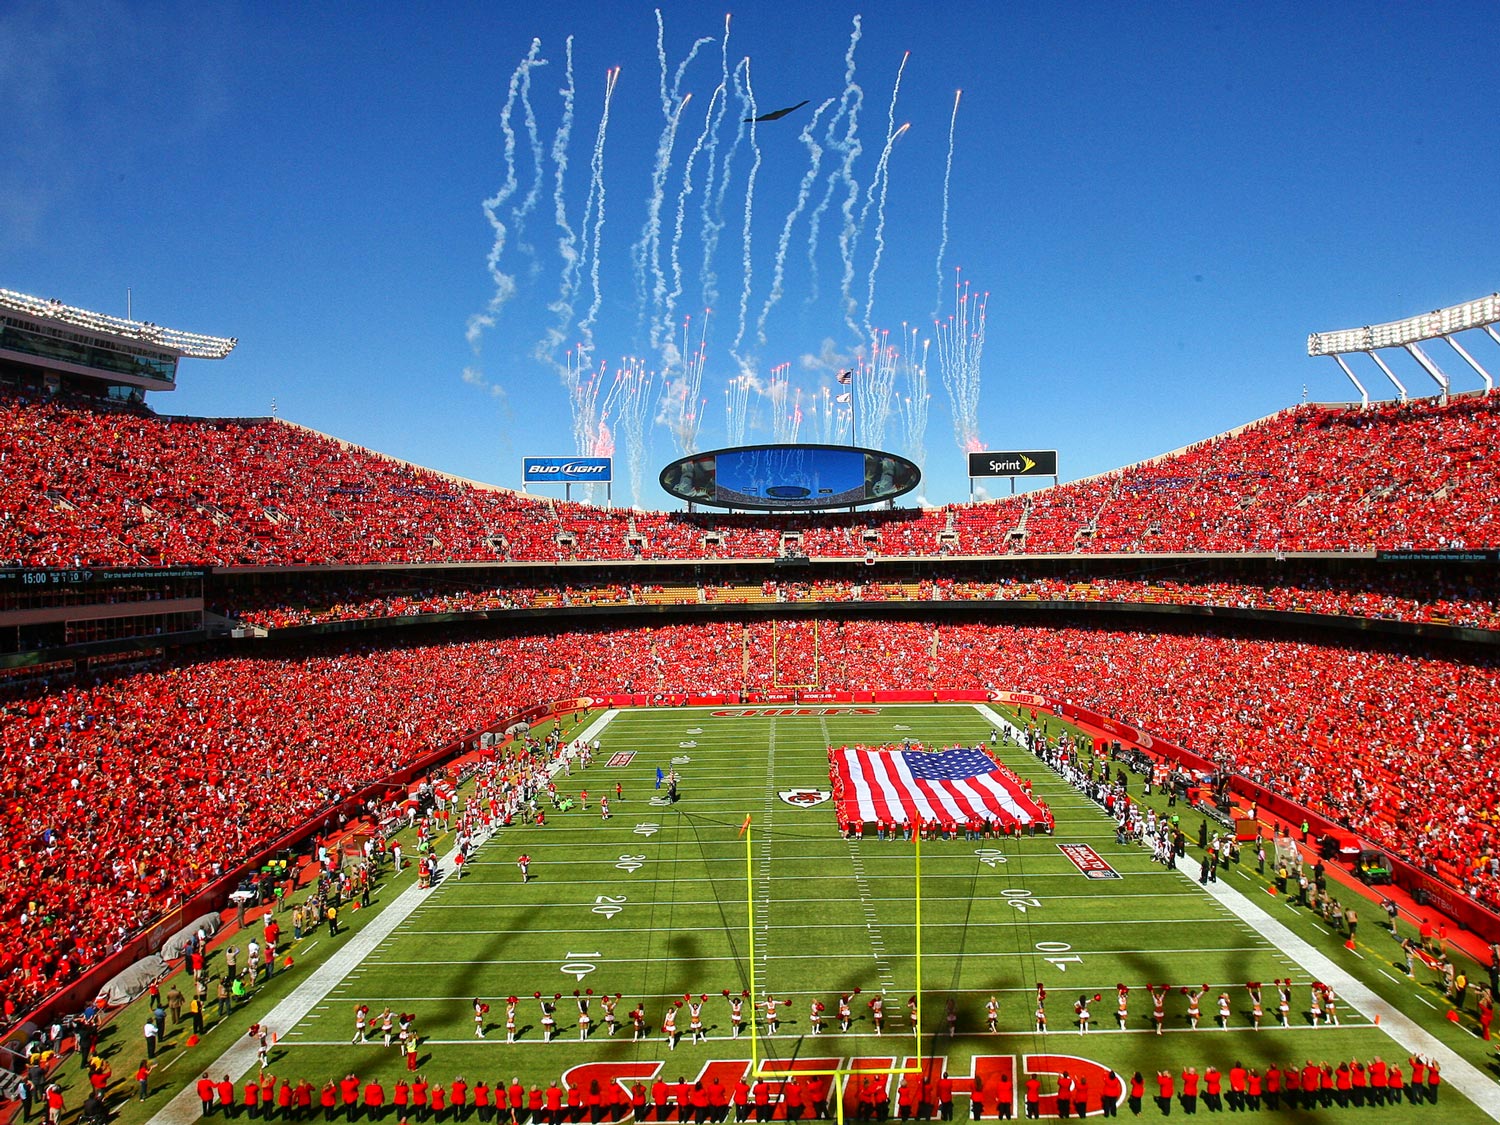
[144,703,1500,1123]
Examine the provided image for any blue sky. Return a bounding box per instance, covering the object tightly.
[4,1,1499,508]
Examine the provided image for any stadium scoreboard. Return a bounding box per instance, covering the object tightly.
[661,443,920,511]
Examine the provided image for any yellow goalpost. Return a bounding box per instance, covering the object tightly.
[742,821,924,1124]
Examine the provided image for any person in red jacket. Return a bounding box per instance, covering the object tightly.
[1263,1065,1281,1112]
[1100,1071,1121,1119]
[321,1082,338,1123]
[527,1086,544,1123]
[198,1074,217,1117]
[1127,1074,1143,1118]
[363,1080,385,1119]
[752,1080,771,1124]
[296,1080,314,1119]
[1023,1077,1040,1120]
[1227,1062,1247,1112]
[510,1078,527,1124]
[451,1078,469,1121]
[1387,1063,1405,1104]
[897,1077,919,1122]
[1154,1072,1173,1116]
[277,1080,293,1119]
[1281,1064,1300,1112]
[1055,1073,1073,1121]
[649,1079,669,1123]
[731,1078,749,1123]
[1368,1057,1388,1106]
[472,1081,490,1124]
[243,1080,261,1120]
[994,1070,1014,1121]
[1427,1059,1442,1104]
[1180,1067,1199,1115]
[543,1083,562,1125]
[1245,1069,1262,1111]
[935,1072,954,1122]
[1202,1066,1222,1113]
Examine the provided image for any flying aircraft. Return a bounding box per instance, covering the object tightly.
[744,99,810,123]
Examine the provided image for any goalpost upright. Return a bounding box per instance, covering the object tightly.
[744,820,924,1125]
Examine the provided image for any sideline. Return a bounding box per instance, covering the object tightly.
[1175,850,1500,1120]
[144,711,620,1125]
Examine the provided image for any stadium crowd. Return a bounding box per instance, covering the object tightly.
[3,388,1498,568]
[4,618,1500,1021]
[219,572,1499,632]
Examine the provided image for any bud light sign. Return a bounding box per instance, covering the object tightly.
[522,456,614,484]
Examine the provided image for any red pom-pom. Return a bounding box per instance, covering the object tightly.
[854,987,862,995]
[615,993,622,999]
[508,996,518,1004]
[586,988,593,996]
[675,1000,683,1008]
[1247,982,1260,990]
[554,993,562,1000]
[534,992,541,999]
[783,1000,791,1007]
[684,993,691,1001]
[573,990,580,997]
[723,989,731,997]
[1093,994,1102,1003]
[1180,987,1190,995]
[1115,982,1125,991]
[742,990,750,998]
[1202,983,1209,992]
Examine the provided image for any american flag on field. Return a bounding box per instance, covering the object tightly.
[830,745,1045,828]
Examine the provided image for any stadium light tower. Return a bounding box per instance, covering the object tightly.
[1308,291,1500,407]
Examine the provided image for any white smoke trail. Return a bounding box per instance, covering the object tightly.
[724,369,759,447]
[729,56,762,369]
[757,97,835,344]
[932,89,961,319]
[696,17,735,311]
[661,311,712,454]
[466,39,547,364]
[612,358,657,506]
[576,66,620,363]
[636,11,713,349]
[858,50,908,342]
[535,37,578,375]
[933,272,988,454]
[514,42,548,252]
[859,120,909,343]
[855,329,898,448]
[897,325,930,473]
[665,83,723,364]
[806,17,862,305]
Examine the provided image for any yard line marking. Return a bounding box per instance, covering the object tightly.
[144,714,623,1125]
[1377,969,1402,984]
[1175,849,1500,1117]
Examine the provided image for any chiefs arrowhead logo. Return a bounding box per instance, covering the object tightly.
[778,788,832,807]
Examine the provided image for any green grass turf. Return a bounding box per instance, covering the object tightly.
[92,705,1500,1123]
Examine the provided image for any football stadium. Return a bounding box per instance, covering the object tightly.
[5,6,1500,1125]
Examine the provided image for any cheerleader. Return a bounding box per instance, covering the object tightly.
[1186,987,1204,1030]
[630,1004,647,1042]
[505,998,518,1044]
[986,995,1001,1033]
[838,993,853,1033]
[809,999,825,1035]
[688,997,706,1044]
[539,996,557,1042]
[473,998,489,1039]
[1035,997,1048,1033]
[380,1007,395,1047]
[1309,984,1323,1027]
[1245,985,1262,1031]
[1115,985,1130,1031]
[601,994,618,1037]
[1216,992,1231,1030]
[1149,986,1168,1036]
[909,996,920,1034]
[763,994,781,1037]
[1074,995,1092,1035]
[944,996,957,1038]
[577,995,593,1041]
[870,995,885,1036]
[1276,981,1292,1028]
[728,993,745,1038]
[1323,986,1339,1027]
[352,1004,369,1045]
[662,1003,679,1050]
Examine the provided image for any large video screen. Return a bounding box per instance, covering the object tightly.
[660,443,920,510]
